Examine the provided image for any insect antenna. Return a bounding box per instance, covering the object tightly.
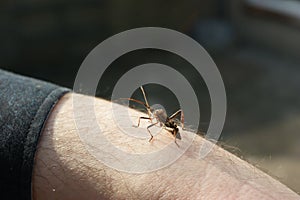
[116,97,151,117]
[117,97,147,108]
[140,86,152,118]
[113,86,151,117]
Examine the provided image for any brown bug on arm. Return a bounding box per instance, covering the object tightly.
[125,86,184,143]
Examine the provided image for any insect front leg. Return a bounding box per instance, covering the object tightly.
[133,117,152,127]
[147,122,159,142]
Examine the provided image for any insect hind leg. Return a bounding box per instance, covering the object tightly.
[169,109,185,129]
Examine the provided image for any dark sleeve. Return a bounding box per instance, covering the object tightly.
[0,69,70,200]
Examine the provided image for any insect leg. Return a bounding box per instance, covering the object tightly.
[164,127,180,147]
[169,109,185,129]
[133,117,151,127]
[147,122,159,142]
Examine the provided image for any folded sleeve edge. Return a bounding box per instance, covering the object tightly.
[21,87,71,199]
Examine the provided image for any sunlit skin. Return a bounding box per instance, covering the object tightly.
[32,93,299,200]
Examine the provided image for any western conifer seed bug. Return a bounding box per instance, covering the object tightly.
[124,86,185,143]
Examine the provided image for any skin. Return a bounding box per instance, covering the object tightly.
[32,93,300,200]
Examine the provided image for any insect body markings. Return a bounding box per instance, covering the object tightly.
[128,86,185,143]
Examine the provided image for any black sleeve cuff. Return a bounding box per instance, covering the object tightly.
[0,69,70,200]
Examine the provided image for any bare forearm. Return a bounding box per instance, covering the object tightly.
[32,93,299,199]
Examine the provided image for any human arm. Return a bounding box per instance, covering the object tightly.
[32,93,300,200]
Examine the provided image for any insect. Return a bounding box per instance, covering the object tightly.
[124,86,185,143]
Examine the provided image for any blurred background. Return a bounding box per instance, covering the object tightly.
[1,0,300,193]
